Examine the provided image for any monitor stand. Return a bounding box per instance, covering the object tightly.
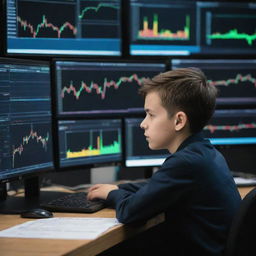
[0,176,69,214]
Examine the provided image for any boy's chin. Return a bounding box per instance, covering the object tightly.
[149,144,162,150]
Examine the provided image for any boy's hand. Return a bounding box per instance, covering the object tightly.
[87,184,118,201]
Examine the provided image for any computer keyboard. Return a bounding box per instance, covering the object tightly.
[40,192,106,213]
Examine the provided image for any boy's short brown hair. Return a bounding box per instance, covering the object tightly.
[139,67,218,134]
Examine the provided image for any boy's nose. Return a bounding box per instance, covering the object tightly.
[140,119,146,129]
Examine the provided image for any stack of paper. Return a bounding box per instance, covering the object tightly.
[0,217,120,240]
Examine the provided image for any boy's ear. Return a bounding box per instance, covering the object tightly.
[174,111,187,131]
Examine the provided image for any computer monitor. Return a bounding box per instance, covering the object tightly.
[54,59,166,116]
[0,57,53,212]
[0,57,53,181]
[197,1,256,55]
[204,109,256,176]
[58,119,122,169]
[129,0,198,56]
[171,59,256,106]
[4,0,122,56]
[124,118,169,167]
[129,0,256,56]
[203,109,256,145]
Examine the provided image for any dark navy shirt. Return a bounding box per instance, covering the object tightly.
[107,133,241,255]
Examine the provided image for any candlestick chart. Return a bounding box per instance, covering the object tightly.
[207,70,256,105]
[56,61,165,115]
[17,1,77,38]
[11,122,52,169]
[171,59,256,105]
[202,110,256,145]
[0,57,53,178]
[7,0,121,55]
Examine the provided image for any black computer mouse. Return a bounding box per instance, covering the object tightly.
[20,208,53,219]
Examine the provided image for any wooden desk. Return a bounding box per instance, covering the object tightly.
[0,209,164,256]
[0,186,253,256]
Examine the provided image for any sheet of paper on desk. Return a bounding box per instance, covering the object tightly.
[0,217,121,240]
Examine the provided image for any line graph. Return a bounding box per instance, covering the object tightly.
[204,123,256,134]
[61,74,146,100]
[208,73,256,88]
[79,2,119,19]
[56,62,165,114]
[79,0,120,39]
[12,124,50,168]
[17,15,77,38]
[203,10,256,49]
[208,29,256,46]
[17,0,77,39]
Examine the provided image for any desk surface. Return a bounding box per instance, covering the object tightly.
[0,186,254,256]
[0,208,164,256]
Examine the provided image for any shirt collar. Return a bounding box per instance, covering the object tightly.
[176,132,205,152]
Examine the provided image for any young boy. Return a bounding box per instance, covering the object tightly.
[87,68,241,255]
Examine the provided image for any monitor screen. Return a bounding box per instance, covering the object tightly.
[203,109,256,145]
[0,57,53,182]
[129,0,198,56]
[125,118,169,167]
[5,0,121,56]
[58,119,122,168]
[129,1,256,56]
[55,60,166,116]
[171,59,256,106]
[198,1,256,55]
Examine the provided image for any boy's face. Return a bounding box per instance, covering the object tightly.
[140,91,176,152]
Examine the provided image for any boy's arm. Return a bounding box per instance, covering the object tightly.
[118,181,148,192]
[87,181,148,201]
[107,160,194,224]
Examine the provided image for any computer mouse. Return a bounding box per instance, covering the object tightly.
[20,208,53,219]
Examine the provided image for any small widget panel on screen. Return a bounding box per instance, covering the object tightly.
[198,1,256,55]
[125,118,169,167]
[129,0,198,56]
[171,59,256,106]
[6,0,121,56]
[130,1,256,56]
[203,109,256,145]
[0,59,53,181]
[58,119,122,168]
[55,60,166,116]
